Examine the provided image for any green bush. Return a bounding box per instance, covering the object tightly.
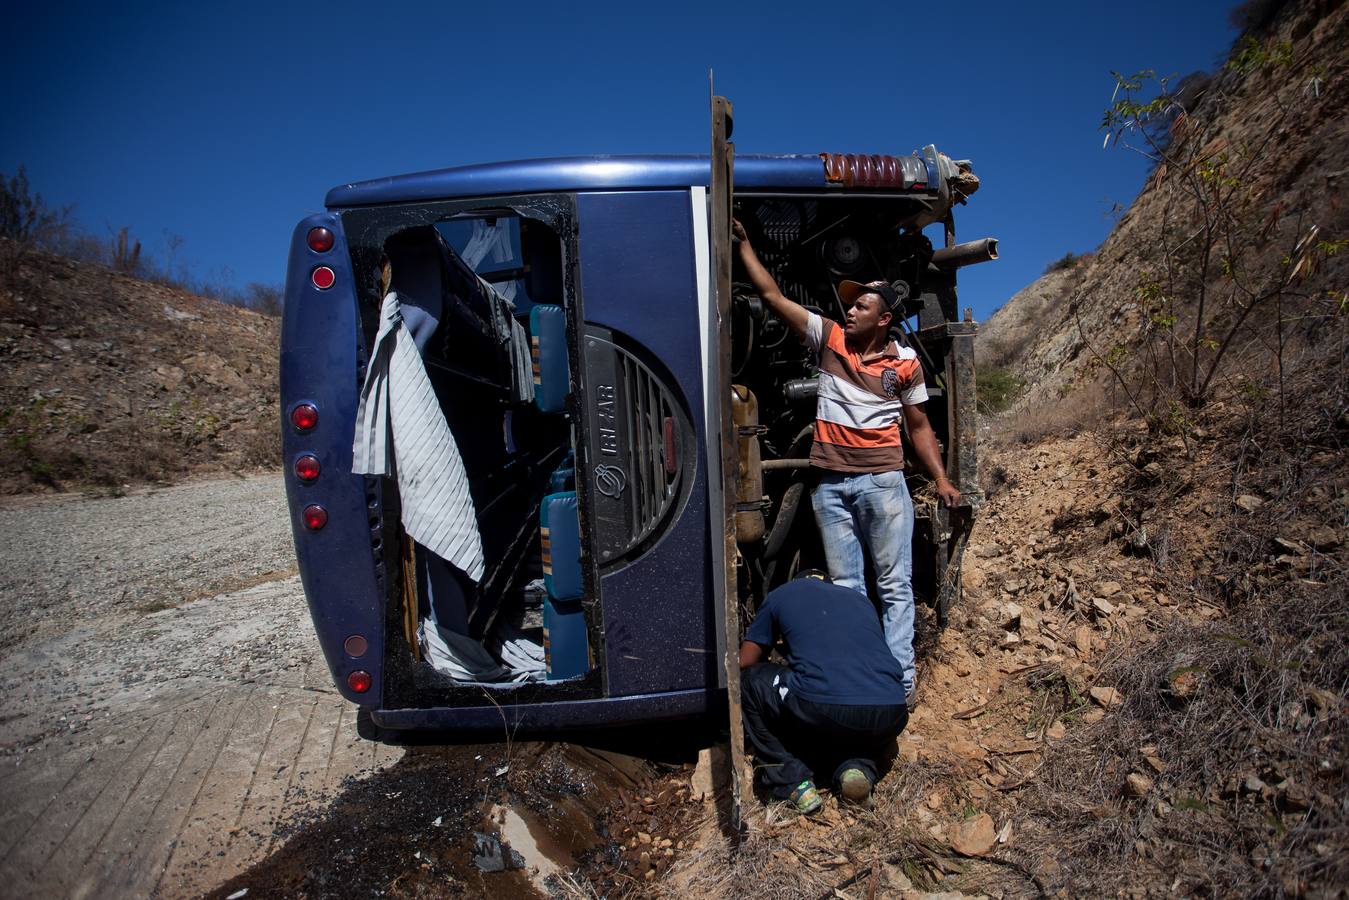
[977,366,1025,414]
[1044,252,1081,274]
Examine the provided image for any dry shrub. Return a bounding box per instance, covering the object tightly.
[984,378,1112,449]
[234,408,283,468]
[1010,356,1348,897]
[1017,582,1346,896]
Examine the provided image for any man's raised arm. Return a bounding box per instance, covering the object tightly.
[733,219,812,339]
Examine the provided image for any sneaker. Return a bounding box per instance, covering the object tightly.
[837,768,873,804]
[787,780,823,814]
[905,676,920,711]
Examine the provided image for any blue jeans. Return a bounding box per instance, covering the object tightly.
[741,663,907,798]
[811,470,916,694]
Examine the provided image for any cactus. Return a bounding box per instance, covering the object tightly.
[112,226,141,274]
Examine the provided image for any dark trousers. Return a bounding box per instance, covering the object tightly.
[740,663,908,799]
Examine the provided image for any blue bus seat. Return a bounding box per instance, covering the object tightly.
[548,465,576,494]
[529,304,569,414]
[543,596,588,681]
[540,490,588,678]
[540,491,582,601]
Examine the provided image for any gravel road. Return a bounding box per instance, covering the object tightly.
[0,473,312,754]
[0,472,679,899]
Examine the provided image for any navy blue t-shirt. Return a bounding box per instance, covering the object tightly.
[745,579,906,706]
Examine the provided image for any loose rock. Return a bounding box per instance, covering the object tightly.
[1090,686,1123,708]
[950,813,997,857]
[1125,772,1153,796]
[1074,625,1093,655]
[1306,526,1342,551]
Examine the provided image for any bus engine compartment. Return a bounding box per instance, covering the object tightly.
[726,192,993,623]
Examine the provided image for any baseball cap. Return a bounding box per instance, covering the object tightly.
[838,279,902,311]
[793,568,833,583]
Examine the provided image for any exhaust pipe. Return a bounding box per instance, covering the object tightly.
[932,238,999,269]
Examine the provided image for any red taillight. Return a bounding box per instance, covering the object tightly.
[294,454,320,483]
[307,226,334,253]
[344,635,369,657]
[312,266,335,290]
[663,416,677,475]
[348,670,372,693]
[302,504,327,530]
[290,403,318,432]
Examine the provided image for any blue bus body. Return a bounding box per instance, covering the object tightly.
[281,149,984,734]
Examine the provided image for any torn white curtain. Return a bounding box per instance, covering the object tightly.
[353,290,485,582]
[418,618,512,682]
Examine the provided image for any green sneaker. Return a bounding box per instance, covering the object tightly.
[837,768,873,804]
[787,780,823,814]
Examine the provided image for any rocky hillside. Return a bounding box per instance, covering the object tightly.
[940,2,1349,895]
[0,247,280,492]
[976,264,1085,372]
[981,0,1349,416]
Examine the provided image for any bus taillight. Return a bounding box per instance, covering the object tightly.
[307,226,334,253]
[347,670,372,693]
[294,454,320,483]
[290,403,318,432]
[302,504,327,530]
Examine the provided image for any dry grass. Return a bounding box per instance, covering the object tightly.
[982,378,1112,449]
[658,758,967,900]
[1,249,281,492]
[1015,586,1346,895]
[1003,356,1349,897]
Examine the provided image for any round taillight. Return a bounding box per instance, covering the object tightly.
[348,670,372,693]
[307,226,334,253]
[290,403,318,432]
[302,504,327,530]
[294,454,320,483]
[344,635,369,657]
[312,266,335,290]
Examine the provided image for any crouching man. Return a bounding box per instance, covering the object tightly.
[739,571,909,813]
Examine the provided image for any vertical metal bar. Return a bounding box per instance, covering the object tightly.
[947,327,979,500]
[646,373,660,513]
[627,359,644,527]
[710,90,745,833]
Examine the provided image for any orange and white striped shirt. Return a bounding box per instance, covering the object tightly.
[805,312,928,473]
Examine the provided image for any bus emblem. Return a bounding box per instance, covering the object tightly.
[594,465,627,499]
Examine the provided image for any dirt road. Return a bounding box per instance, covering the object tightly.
[0,473,407,897]
[0,474,692,899]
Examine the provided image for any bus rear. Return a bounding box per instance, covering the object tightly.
[279,148,989,736]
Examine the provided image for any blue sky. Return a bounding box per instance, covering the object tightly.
[3,1,1237,320]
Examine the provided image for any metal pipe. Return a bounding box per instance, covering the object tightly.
[761,458,813,471]
[931,238,999,269]
[731,385,766,545]
[763,482,805,559]
[762,426,815,560]
[783,379,818,404]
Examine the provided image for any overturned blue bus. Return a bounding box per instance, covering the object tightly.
[280,111,992,736]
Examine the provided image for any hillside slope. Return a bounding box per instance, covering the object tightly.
[943,2,1349,895]
[0,248,280,492]
[981,0,1348,414]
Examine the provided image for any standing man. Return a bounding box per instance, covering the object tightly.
[732,220,961,702]
[740,571,909,810]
